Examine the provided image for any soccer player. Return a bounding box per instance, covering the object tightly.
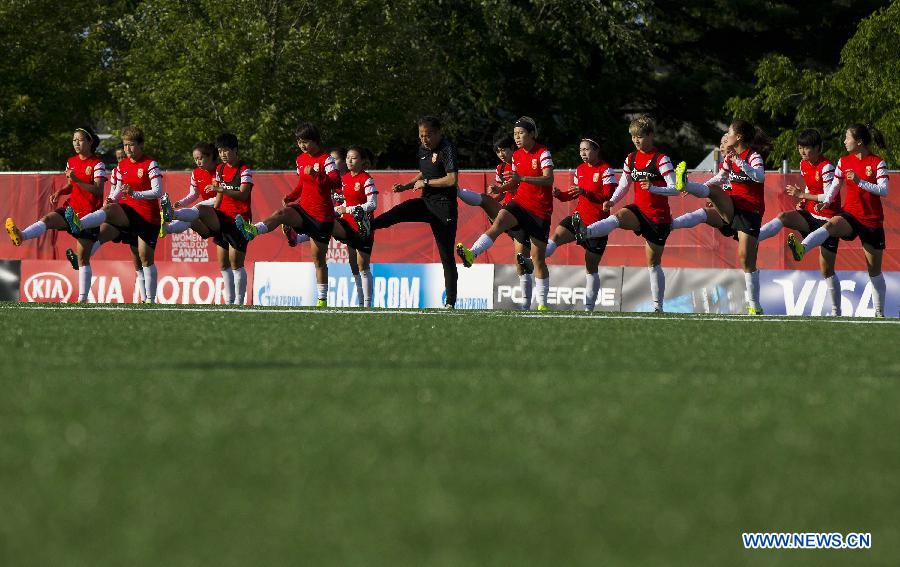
[6,127,106,302]
[335,146,378,307]
[571,116,681,312]
[756,129,843,315]
[236,122,339,307]
[787,124,889,317]
[161,142,218,236]
[361,116,461,309]
[545,137,616,311]
[65,126,164,303]
[671,119,771,315]
[456,116,555,310]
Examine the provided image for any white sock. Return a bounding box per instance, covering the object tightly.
[79,209,107,230]
[587,216,619,238]
[361,270,374,307]
[165,220,192,234]
[233,267,247,305]
[21,221,47,241]
[649,265,664,310]
[91,240,102,255]
[520,274,533,309]
[221,269,235,304]
[471,234,494,256]
[671,208,708,230]
[686,182,710,198]
[871,274,886,313]
[143,265,157,302]
[757,218,783,241]
[585,272,600,312]
[545,240,558,258]
[353,273,364,306]
[536,277,549,307]
[801,226,830,251]
[174,208,200,222]
[254,222,269,235]
[135,270,145,302]
[825,275,842,315]
[745,270,760,310]
[78,266,92,302]
[457,188,483,206]
[317,283,327,300]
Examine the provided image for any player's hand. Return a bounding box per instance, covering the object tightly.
[814,202,826,213]
[121,183,133,196]
[334,205,346,215]
[48,191,61,205]
[64,168,75,181]
[413,180,426,190]
[552,187,562,198]
[392,183,406,193]
[639,180,651,191]
[845,170,857,182]
[303,165,314,176]
[510,172,522,183]
[282,196,291,205]
[602,200,612,212]
[487,184,501,196]
[785,184,803,198]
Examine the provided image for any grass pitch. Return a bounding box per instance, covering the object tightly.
[1,304,898,566]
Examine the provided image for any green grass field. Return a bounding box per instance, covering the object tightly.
[1,303,898,566]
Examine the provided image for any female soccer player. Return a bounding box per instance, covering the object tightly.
[787,124,889,317]
[671,119,771,314]
[756,129,842,315]
[335,146,378,307]
[572,116,681,312]
[456,116,554,309]
[6,127,106,302]
[161,142,219,235]
[65,126,163,302]
[545,137,616,311]
[236,122,339,307]
[358,116,460,308]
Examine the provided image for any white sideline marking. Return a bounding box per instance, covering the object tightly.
[5,304,899,325]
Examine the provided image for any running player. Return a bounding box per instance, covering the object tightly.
[787,124,889,317]
[456,116,554,309]
[6,127,106,302]
[545,136,616,311]
[756,129,842,314]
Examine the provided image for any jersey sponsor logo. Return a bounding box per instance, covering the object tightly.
[138,168,144,178]
[23,271,72,302]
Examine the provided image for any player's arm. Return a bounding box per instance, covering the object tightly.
[175,174,200,208]
[214,168,254,201]
[646,156,679,195]
[128,162,163,199]
[395,172,423,192]
[851,160,889,196]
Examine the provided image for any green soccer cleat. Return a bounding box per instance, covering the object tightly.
[64,206,82,236]
[874,309,885,318]
[158,222,166,239]
[65,248,79,270]
[456,243,475,268]
[537,304,550,311]
[5,218,23,246]
[316,298,327,308]
[235,214,258,241]
[160,193,174,222]
[787,233,805,261]
[748,306,765,315]
[674,161,688,192]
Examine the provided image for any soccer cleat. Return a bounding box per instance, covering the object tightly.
[748,306,765,315]
[158,222,166,238]
[160,193,174,222]
[5,218,23,246]
[874,309,885,318]
[456,243,475,268]
[516,252,534,275]
[537,304,549,311]
[353,207,371,238]
[64,207,82,236]
[830,308,841,317]
[281,224,298,247]
[787,233,805,261]
[571,211,587,245]
[674,161,688,192]
[316,298,327,308]
[235,214,258,241]
[65,248,79,270]
[443,303,455,309]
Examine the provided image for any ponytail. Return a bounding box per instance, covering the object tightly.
[730,119,771,152]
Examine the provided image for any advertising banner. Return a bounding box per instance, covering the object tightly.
[493,264,623,311]
[760,270,899,317]
[621,267,748,314]
[0,260,20,301]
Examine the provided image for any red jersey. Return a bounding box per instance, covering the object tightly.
[625,150,674,223]
[511,143,554,220]
[340,171,377,231]
[559,161,616,225]
[64,155,107,216]
[495,162,514,205]
[118,156,162,223]
[286,152,340,222]
[839,153,888,228]
[215,162,253,219]
[192,167,218,201]
[723,148,765,215]
[800,158,837,219]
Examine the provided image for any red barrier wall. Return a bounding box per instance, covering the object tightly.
[2,171,898,271]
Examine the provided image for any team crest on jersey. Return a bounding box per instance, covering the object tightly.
[815,171,820,182]
[431,153,438,163]
[354,182,361,191]
[592,172,600,183]
[85,165,93,175]
[531,158,538,169]
[866,166,873,176]
[137,168,144,178]
[313,163,320,172]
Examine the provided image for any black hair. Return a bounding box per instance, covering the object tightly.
[192,142,216,159]
[214,132,239,150]
[417,116,442,130]
[514,116,537,134]
[346,145,374,166]
[328,146,347,160]
[74,126,100,153]
[294,122,321,143]
[580,135,602,151]
[796,128,822,149]
[493,134,515,151]
[730,119,772,152]
[847,123,887,149]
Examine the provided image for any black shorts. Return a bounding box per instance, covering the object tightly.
[503,201,550,243]
[211,209,249,253]
[624,204,670,246]
[111,204,159,248]
[490,207,530,247]
[335,217,374,254]
[559,215,608,255]
[837,212,886,250]
[798,210,839,254]
[717,207,762,240]
[55,207,100,241]
[289,204,334,244]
